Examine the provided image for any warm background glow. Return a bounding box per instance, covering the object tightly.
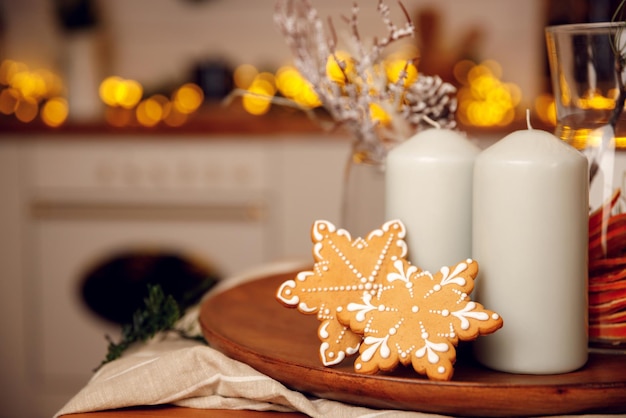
[1,53,557,131]
[98,76,204,128]
[454,59,522,128]
[0,59,67,126]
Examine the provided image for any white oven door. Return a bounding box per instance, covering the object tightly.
[24,138,271,412]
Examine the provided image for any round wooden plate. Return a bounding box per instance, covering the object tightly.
[199,270,626,417]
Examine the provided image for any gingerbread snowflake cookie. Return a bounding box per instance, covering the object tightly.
[336,258,503,381]
[276,219,410,366]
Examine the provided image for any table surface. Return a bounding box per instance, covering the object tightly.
[60,405,306,417]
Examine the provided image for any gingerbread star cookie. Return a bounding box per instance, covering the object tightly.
[336,258,503,381]
[276,219,410,366]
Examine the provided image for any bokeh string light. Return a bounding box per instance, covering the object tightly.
[0,59,67,126]
[1,55,557,130]
[99,76,204,128]
[453,59,522,128]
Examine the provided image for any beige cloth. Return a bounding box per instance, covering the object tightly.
[54,261,441,418]
[54,334,440,418]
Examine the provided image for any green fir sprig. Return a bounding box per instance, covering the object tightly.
[96,284,186,371]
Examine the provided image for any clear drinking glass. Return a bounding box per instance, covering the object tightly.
[546,22,626,350]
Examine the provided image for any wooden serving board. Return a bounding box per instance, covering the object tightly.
[199,270,626,417]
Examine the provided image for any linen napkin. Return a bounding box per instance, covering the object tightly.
[54,260,440,418]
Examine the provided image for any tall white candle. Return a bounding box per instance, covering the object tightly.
[385,128,480,273]
[472,126,588,374]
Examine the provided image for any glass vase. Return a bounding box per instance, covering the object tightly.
[340,145,387,239]
[546,22,626,350]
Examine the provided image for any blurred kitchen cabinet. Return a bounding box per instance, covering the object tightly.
[0,134,349,418]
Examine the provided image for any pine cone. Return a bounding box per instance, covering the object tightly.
[403,75,457,130]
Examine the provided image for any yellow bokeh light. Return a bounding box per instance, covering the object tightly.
[275,65,321,108]
[369,102,392,126]
[99,76,143,108]
[534,93,556,126]
[14,96,38,123]
[98,74,205,126]
[296,81,322,108]
[385,59,418,87]
[276,66,302,98]
[456,60,521,128]
[577,90,615,110]
[10,72,33,96]
[470,74,497,99]
[242,79,275,115]
[0,58,68,125]
[99,76,122,106]
[256,72,276,89]
[326,50,354,85]
[0,88,19,114]
[173,83,204,114]
[41,97,68,127]
[234,64,258,90]
[467,63,493,83]
[117,79,143,109]
[136,97,163,127]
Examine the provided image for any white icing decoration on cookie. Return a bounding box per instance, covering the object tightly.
[312,220,335,241]
[276,280,299,305]
[336,228,351,240]
[296,271,314,282]
[346,292,377,321]
[320,342,344,366]
[298,302,316,313]
[452,301,489,330]
[439,262,469,287]
[319,322,330,338]
[362,335,391,360]
[387,259,418,283]
[416,339,449,364]
[367,229,384,239]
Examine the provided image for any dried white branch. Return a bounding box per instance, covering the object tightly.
[274,0,457,163]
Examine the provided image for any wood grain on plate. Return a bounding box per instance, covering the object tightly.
[199,270,626,417]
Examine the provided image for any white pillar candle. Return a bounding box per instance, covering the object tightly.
[385,128,480,273]
[472,126,588,374]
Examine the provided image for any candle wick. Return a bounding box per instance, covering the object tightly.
[526,109,533,130]
[423,115,441,129]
